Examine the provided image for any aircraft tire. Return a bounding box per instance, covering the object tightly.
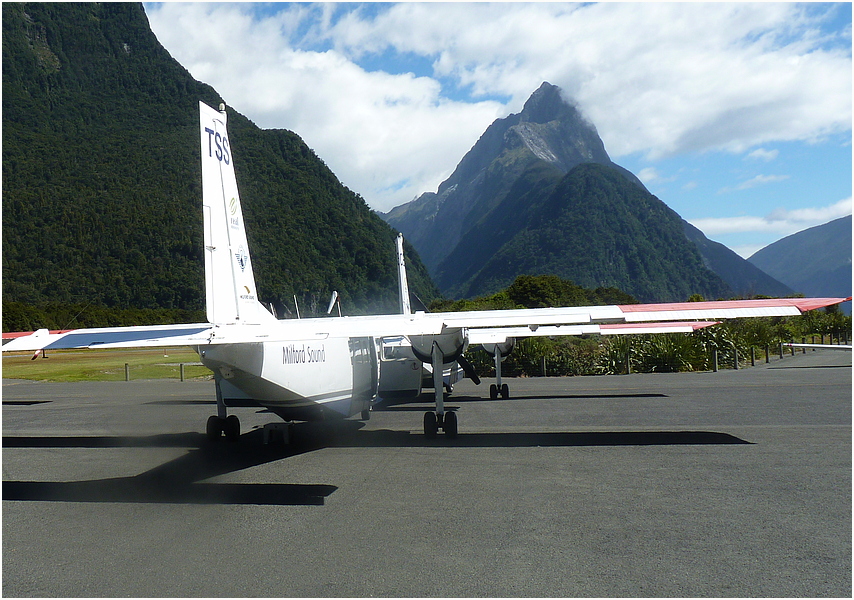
[224,415,240,442]
[423,411,438,438]
[489,384,498,400]
[361,408,371,421]
[206,415,223,441]
[444,411,458,438]
[500,384,509,399]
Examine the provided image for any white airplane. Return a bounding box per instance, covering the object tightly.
[3,101,849,440]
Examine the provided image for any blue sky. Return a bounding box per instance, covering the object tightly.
[145,2,851,258]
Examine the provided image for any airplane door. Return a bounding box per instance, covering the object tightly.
[349,337,378,407]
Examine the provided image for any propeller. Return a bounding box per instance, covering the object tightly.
[326,291,340,316]
[457,354,481,385]
[410,293,430,313]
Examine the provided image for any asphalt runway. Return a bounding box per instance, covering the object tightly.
[3,350,851,597]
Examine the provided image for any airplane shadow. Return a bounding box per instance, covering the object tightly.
[3,424,749,506]
[344,429,751,448]
[377,392,668,411]
[3,428,337,506]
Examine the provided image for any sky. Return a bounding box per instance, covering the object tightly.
[144,2,852,258]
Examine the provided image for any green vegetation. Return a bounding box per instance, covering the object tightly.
[429,274,637,311]
[2,3,438,322]
[2,302,206,332]
[2,347,211,382]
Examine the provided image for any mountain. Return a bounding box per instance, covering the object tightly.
[383,82,786,302]
[748,215,852,302]
[383,82,644,273]
[2,2,438,316]
[440,162,732,301]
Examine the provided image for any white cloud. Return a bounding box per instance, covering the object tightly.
[144,2,851,212]
[715,173,792,195]
[146,3,505,212]
[747,148,779,162]
[689,197,852,236]
[315,2,851,158]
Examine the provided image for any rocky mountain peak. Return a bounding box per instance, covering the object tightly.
[520,81,576,124]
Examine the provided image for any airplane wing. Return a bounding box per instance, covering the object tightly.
[466,321,719,344]
[784,342,852,351]
[1,324,214,352]
[2,297,847,353]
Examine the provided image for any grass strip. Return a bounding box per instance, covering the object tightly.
[2,347,212,382]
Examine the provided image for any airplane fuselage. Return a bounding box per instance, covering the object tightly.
[197,333,378,421]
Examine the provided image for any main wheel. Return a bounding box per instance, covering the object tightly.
[489,384,498,400]
[224,415,240,442]
[500,383,510,399]
[206,415,223,441]
[443,411,458,439]
[423,411,438,438]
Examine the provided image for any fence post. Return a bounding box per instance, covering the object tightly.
[765,345,770,363]
[180,363,185,382]
[801,337,806,354]
[733,345,739,370]
[712,349,718,372]
[125,363,130,381]
[625,349,631,374]
[750,347,755,367]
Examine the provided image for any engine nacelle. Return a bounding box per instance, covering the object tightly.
[408,330,468,364]
[481,338,516,360]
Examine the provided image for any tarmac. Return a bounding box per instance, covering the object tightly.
[2,350,851,597]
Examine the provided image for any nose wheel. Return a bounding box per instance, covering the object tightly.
[423,410,457,439]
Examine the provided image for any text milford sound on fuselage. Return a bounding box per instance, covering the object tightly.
[283,344,326,365]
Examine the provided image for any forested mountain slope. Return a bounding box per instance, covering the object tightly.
[442,163,732,302]
[749,215,852,301]
[2,2,438,320]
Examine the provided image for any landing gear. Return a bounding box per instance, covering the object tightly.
[422,410,457,439]
[444,410,458,438]
[206,415,222,440]
[206,379,240,442]
[489,345,511,399]
[489,383,510,399]
[205,414,240,442]
[424,411,438,438]
[423,341,459,439]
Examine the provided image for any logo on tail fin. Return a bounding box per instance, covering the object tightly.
[229,197,240,229]
[236,246,248,271]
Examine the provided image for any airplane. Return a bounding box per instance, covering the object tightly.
[2,101,849,441]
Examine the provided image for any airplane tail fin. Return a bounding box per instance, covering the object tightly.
[199,101,275,325]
